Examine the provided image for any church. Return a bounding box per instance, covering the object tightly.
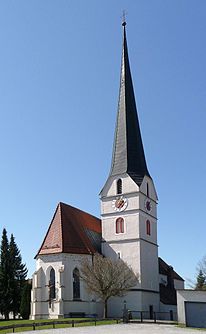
[30,21,184,320]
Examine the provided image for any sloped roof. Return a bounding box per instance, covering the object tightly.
[36,202,101,257]
[101,22,150,194]
[159,257,184,281]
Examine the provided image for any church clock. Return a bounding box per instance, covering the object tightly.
[145,199,152,212]
[112,196,128,212]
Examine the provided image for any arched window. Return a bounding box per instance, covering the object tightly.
[117,179,122,194]
[49,268,56,300]
[146,220,151,236]
[73,268,80,300]
[116,217,124,234]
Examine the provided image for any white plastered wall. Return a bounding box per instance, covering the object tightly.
[107,290,160,317]
[139,241,159,291]
[177,289,206,325]
[101,173,159,314]
[102,240,141,285]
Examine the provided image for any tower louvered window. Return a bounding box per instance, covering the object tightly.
[147,182,149,197]
[73,268,80,300]
[117,179,122,194]
[116,217,124,234]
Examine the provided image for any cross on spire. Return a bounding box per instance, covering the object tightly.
[122,10,127,26]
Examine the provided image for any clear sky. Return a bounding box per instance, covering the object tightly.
[0,0,206,286]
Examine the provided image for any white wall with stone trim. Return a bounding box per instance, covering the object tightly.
[30,253,104,319]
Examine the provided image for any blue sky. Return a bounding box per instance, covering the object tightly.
[0,0,206,285]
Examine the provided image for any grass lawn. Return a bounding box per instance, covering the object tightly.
[0,318,119,333]
[177,324,206,331]
[0,318,87,325]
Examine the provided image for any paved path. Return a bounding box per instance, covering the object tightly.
[16,323,206,334]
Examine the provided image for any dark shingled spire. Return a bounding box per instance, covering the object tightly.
[109,21,150,186]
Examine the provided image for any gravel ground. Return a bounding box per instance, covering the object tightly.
[16,323,206,334]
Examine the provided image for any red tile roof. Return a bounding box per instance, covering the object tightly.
[36,202,101,257]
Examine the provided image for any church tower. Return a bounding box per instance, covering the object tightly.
[100,21,159,315]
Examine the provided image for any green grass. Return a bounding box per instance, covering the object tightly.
[177,324,206,331]
[0,318,87,325]
[0,318,119,334]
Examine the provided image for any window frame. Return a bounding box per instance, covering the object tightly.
[117,179,122,195]
[146,182,149,197]
[146,219,151,236]
[73,267,81,300]
[49,267,56,300]
[116,217,125,234]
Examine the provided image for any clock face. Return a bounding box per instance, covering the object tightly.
[112,196,128,212]
[145,199,152,212]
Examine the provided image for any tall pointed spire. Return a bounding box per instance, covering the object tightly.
[109,20,150,186]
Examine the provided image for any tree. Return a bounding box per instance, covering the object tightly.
[80,254,138,318]
[0,228,11,319]
[20,281,32,319]
[0,229,28,319]
[199,256,206,278]
[195,269,206,290]
[191,256,206,291]
[9,234,28,318]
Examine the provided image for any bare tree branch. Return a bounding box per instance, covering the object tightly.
[80,254,138,317]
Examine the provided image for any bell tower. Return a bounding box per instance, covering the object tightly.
[100,21,159,315]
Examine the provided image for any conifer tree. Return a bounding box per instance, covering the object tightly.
[9,234,28,319]
[195,269,206,290]
[20,281,32,319]
[0,229,28,319]
[0,228,12,319]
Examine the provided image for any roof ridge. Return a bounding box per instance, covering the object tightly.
[159,257,184,281]
[59,201,100,222]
